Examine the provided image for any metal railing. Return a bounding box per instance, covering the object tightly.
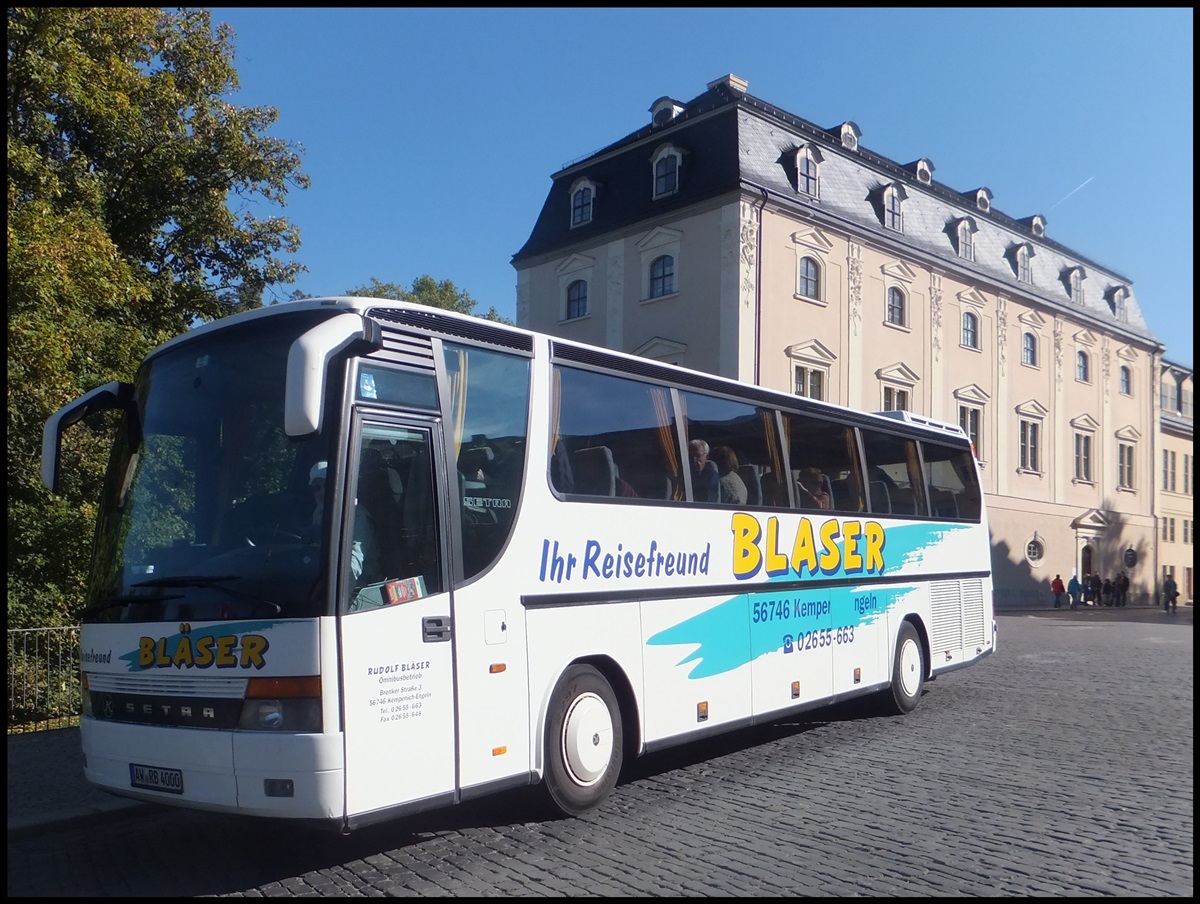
[7,626,82,733]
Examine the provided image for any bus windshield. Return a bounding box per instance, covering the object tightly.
[86,310,340,623]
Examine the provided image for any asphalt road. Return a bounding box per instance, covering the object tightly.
[7,607,1193,897]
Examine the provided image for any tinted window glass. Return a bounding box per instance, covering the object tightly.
[861,430,928,517]
[780,412,864,513]
[678,391,782,507]
[551,367,682,502]
[921,441,982,522]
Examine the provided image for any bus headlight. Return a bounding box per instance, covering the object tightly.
[238,677,322,732]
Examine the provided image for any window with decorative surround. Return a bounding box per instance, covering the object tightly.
[1073,432,1093,483]
[962,311,979,349]
[1022,332,1038,367]
[1019,420,1041,473]
[566,280,588,320]
[1118,442,1135,489]
[886,286,906,326]
[652,145,682,199]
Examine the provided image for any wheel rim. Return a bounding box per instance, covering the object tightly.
[560,692,614,787]
[898,636,922,698]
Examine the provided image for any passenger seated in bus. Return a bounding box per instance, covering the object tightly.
[310,461,376,582]
[710,445,747,505]
[795,466,831,510]
[688,439,720,502]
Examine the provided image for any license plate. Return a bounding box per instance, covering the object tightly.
[129,763,184,794]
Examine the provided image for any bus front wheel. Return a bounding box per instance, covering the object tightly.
[542,664,623,817]
[884,621,925,715]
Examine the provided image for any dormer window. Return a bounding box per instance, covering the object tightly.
[956,219,976,261]
[1065,267,1086,304]
[915,158,934,185]
[1109,286,1130,321]
[652,145,683,199]
[884,186,904,232]
[569,178,597,228]
[1016,245,1032,284]
[975,188,992,212]
[798,146,820,197]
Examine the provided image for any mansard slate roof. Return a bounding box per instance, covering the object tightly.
[513,79,1161,350]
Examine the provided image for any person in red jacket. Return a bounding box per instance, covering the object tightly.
[1051,574,1066,608]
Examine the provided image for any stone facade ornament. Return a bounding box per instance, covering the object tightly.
[847,241,862,335]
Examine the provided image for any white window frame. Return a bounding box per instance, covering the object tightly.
[1069,268,1085,304]
[1022,331,1038,368]
[797,146,820,198]
[637,226,682,303]
[794,364,826,401]
[798,255,822,301]
[886,285,907,328]
[565,279,589,321]
[1073,431,1094,484]
[1017,245,1032,284]
[882,385,910,412]
[1119,365,1132,396]
[961,311,980,350]
[1118,442,1135,490]
[884,187,904,232]
[569,178,598,228]
[651,145,682,199]
[648,254,675,299]
[957,220,975,261]
[1076,350,1091,383]
[959,404,982,456]
[1019,419,1042,474]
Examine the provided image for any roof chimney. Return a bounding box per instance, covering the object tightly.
[707,74,748,94]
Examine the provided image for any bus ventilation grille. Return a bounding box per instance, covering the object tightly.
[930,578,986,653]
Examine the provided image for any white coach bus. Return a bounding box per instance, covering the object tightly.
[42,297,996,832]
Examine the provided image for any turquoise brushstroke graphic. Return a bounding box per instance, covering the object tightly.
[119,620,287,671]
[647,522,967,679]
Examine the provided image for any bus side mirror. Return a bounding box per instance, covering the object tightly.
[42,381,136,493]
[284,314,383,437]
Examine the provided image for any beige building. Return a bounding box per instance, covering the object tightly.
[1156,360,1194,605]
[513,74,1177,609]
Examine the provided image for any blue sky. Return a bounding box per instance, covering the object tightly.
[208,7,1194,367]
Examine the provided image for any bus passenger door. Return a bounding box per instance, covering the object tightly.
[338,418,457,819]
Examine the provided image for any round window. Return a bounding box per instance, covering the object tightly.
[1025,537,1045,566]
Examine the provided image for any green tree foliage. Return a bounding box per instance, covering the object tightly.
[7,7,309,626]
[340,276,513,324]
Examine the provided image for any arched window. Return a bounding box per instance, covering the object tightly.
[798,256,821,299]
[886,286,906,326]
[1119,365,1132,396]
[653,151,679,198]
[1069,269,1084,304]
[885,189,903,231]
[649,255,675,299]
[958,222,974,261]
[962,311,979,349]
[1017,246,1031,283]
[566,280,588,320]
[1076,350,1090,382]
[571,186,592,226]
[1022,332,1038,367]
[798,148,819,197]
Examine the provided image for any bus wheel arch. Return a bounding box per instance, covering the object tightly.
[540,658,633,817]
[884,617,928,715]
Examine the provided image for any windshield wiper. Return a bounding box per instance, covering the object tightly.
[81,595,182,619]
[132,575,241,588]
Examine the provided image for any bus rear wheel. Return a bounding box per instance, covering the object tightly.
[884,621,925,715]
[542,664,623,817]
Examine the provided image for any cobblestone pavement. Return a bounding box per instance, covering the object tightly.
[7,608,1193,896]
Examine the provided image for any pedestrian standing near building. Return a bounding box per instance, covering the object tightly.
[1067,573,1082,610]
[1102,576,1114,607]
[1115,571,1130,607]
[1163,574,1179,613]
[1051,574,1066,608]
